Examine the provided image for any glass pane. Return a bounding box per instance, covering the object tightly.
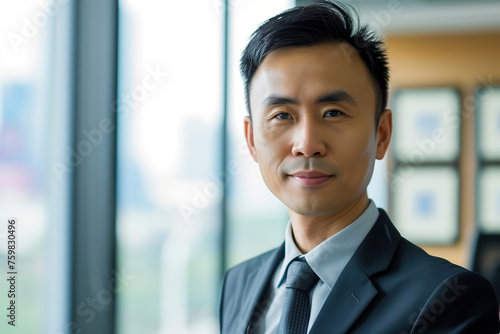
[117,1,222,333]
[227,0,301,268]
[0,1,71,333]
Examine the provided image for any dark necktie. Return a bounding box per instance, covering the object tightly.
[277,258,320,334]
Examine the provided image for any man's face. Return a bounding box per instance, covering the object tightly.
[244,43,392,217]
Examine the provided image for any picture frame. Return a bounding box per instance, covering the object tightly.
[391,87,461,163]
[476,86,500,162]
[391,167,459,244]
[477,167,500,233]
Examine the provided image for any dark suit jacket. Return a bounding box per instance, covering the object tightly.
[219,210,500,333]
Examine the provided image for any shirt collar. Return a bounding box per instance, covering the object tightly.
[275,200,379,289]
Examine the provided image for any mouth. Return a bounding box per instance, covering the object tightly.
[289,170,334,187]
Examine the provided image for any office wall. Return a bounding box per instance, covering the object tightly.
[385,31,500,267]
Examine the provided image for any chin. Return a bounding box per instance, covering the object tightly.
[293,210,330,217]
[286,200,336,217]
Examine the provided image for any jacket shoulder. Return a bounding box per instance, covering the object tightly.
[394,240,500,332]
[396,237,468,279]
[353,235,500,333]
[225,245,282,280]
[219,245,284,334]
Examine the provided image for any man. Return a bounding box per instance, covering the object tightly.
[219,1,500,333]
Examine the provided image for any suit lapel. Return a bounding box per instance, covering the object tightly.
[310,210,401,334]
[238,243,285,333]
[310,261,377,334]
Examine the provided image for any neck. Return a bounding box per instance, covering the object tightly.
[289,193,370,253]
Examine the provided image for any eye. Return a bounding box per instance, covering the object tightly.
[274,112,293,120]
[324,109,343,117]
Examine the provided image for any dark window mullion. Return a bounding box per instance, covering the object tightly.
[70,0,119,333]
[221,0,230,278]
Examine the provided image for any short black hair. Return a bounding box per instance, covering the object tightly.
[240,0,389,125]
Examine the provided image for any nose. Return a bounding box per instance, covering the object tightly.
[291,119,327,157]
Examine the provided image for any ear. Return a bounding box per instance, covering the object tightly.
[244,116,258,162]
[375,109,392,160]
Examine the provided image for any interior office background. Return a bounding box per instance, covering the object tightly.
[0,0,499,333]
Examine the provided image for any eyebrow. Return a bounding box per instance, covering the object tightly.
[262,89,357,108]
[315,90,356,105]
[262,95,297,107]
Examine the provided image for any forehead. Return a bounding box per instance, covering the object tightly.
[249,43,375,108]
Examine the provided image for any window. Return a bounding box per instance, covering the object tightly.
[0,1,72,332]
[226,0,295,267]
[115,1,296,333]
[116,1,223,333]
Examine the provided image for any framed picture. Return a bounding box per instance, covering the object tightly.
[391,88,461,163]
[391,167,459,244]
[477,167,500,233]
[476,86,500,161]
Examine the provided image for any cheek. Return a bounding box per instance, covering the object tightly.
[254,127,289,162]
[253,129,289,186]
[338,132,376,177]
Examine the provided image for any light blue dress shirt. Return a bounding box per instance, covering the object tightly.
[254,201,380,334]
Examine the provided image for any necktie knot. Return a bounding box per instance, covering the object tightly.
[286,258,319,292]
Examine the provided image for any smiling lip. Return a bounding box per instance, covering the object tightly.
[290,171,333,187]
